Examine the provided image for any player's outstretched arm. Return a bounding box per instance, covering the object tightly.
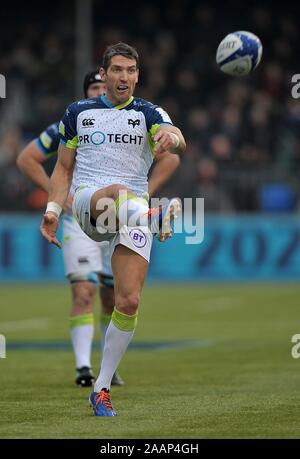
[16,140,50,192]
[40,143,75,248]
[153,125,186,157]
[148,152,180,197]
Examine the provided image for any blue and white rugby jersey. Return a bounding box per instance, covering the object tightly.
[59,95,173,196]
[35,121,76,196]
[35,122,60,157]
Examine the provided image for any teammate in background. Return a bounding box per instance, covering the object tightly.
[40,42,186,417]
[18,69,180,390]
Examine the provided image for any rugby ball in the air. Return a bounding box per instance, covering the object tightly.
[216,31,263,76]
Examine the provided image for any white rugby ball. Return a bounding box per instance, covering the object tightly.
[216,31,263,76]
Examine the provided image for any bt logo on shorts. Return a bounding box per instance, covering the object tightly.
[129,229,147,248]
[78,131,143,146]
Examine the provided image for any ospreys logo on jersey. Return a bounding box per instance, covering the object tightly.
[128,119,140,128]
[82,118,95,127]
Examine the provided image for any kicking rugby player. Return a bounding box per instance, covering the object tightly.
[40,43,185,416]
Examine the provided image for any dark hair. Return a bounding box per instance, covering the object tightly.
[102,42,139,70]
[83,70,104,98]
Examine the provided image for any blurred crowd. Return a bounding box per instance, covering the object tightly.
[0,0,300,212]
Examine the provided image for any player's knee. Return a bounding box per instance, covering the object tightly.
[115,293,140,315]
[110,184,130,201]
[71,283,96,314]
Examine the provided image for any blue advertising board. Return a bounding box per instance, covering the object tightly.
[1,214,300,282]
[0,214,64,282]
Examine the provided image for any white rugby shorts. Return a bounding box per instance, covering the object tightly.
[62,215,113,277]
[72,186,153,262]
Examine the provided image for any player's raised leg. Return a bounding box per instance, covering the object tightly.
[90,184,149,229]
[90,184,180,241]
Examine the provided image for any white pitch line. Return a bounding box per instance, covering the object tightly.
[195,297,241,312]
[0,318,51,332]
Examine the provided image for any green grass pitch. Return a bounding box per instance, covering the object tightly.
[0,283,300,439]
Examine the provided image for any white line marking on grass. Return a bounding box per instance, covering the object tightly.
[0,318,51,332]
[195,297,241,312]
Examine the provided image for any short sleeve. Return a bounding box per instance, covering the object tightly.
[59,103,78,149]
[143,104,173,156]
[35,122,60,156]
[146,105,173,138]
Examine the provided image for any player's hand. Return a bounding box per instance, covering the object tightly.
[40,212,61,249]
[153,131,178,157]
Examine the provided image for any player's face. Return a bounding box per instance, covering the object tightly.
[100,55,139,105]
[87,82,106,98]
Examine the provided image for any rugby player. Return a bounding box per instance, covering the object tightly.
[18,71,179,388]
[40,43,186,416]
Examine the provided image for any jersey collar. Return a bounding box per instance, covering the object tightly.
[100,95,134,110]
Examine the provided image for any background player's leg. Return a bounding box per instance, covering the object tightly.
[69,281,97,386]
[62,217,99,385]
[93,245,148,392]
[99,284,115,348]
